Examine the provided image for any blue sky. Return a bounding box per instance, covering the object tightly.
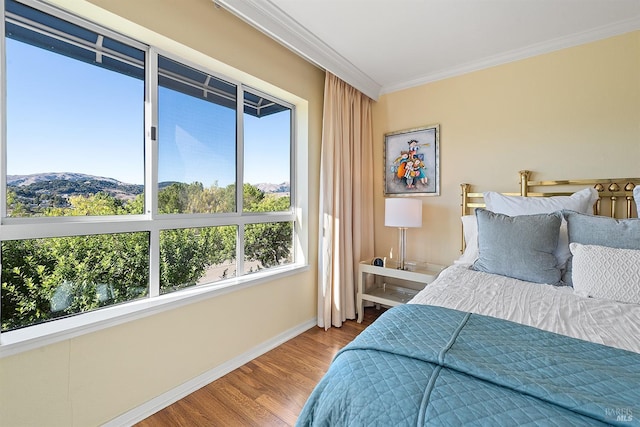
[6,39,290,187]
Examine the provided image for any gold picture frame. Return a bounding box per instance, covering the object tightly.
[384,124,440,196]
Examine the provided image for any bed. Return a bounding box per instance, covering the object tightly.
[298,171,640,426]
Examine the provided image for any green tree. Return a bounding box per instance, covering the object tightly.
[1,184,292,331]
[1,239,57,330]
[158,182,236,214]
[244,195,292,269]
[2,194,146,330]
[158,182,191,213]
[243,183,265,211]
[6,190,29,217]
[123,193,145,215]
[46,233,149,306]
[46,192,126,216]
[160,227,217,292]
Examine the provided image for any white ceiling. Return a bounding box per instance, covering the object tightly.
[217,0,640,100]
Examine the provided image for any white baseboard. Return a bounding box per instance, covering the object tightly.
[103,317,318,427]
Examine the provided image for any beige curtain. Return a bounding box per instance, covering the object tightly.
[318,72,375,329]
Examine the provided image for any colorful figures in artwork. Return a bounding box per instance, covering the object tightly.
[404,158,416,188]
[391,139,430,189]
[408,139,420,157]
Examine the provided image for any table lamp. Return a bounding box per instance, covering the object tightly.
[384,198,423,270]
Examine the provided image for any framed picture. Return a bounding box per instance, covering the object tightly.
[384,124,440,196]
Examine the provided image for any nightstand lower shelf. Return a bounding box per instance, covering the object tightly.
[361,284,418,306]
[357,260,445,323]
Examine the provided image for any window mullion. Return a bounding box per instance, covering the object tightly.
[146,48,159,219]
[1,3,6,220]
[0,0,3,331]
[236,85,245,275]
[149,230,160,298]
[147,48,160,297]
[236,224,244,276]
[236,84,244,214]
[290,106,296,214]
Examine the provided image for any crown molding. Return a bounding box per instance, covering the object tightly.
[216,1,640,99]
[380,15,640,95]
[215,0,381,100]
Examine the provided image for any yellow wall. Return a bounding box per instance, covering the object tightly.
[373,32,640,266]
[0,0,324,425]
[3,2,640,424]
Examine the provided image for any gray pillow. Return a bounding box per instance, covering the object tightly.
[472,209,562,285]
[562,210,640,286]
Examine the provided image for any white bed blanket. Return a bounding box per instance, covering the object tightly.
[409,265,640,354]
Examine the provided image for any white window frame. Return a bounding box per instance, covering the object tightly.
[0,0,308,358]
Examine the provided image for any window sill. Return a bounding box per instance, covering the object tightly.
[0,263,310,358]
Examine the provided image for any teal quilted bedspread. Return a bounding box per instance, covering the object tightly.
[297,305,640,426]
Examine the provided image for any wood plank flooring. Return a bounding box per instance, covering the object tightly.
[135,307,385,427]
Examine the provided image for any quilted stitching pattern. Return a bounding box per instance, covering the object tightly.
[301,350,434,426]
[340,304,469,362]
[426,369,611,426]
[450,314,640,424]
[298,305,640,426]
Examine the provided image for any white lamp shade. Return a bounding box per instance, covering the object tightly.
[385,198,423,228]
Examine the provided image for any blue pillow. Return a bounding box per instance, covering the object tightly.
[472,209,562,285]
[562,210,640,286]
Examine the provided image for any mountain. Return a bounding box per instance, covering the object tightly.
[8,172,144,207]
[7,172,129,187]
[7,172,290,212]
[7,173,142,212]
[8,173,290,193]
[254,182,290,194]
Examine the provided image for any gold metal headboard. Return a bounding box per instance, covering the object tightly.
[460,170,640,252]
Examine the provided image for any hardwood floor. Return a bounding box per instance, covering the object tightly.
[135,307,385,427]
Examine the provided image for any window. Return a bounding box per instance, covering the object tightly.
[244,222,293,274]
[5,0,145,217]
[159,226,236,294]
[158,56,237,214]
[1,233,149,330]
[0,0,298,338]
[243,90,291,212]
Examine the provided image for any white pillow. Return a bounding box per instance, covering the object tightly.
[484,187,598,216]
[634,185,640,217]
[454,215,478,265]
[484,187,599,271]
[570,242,640,305]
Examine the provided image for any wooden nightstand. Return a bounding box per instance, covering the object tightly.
[357,260,445,323]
